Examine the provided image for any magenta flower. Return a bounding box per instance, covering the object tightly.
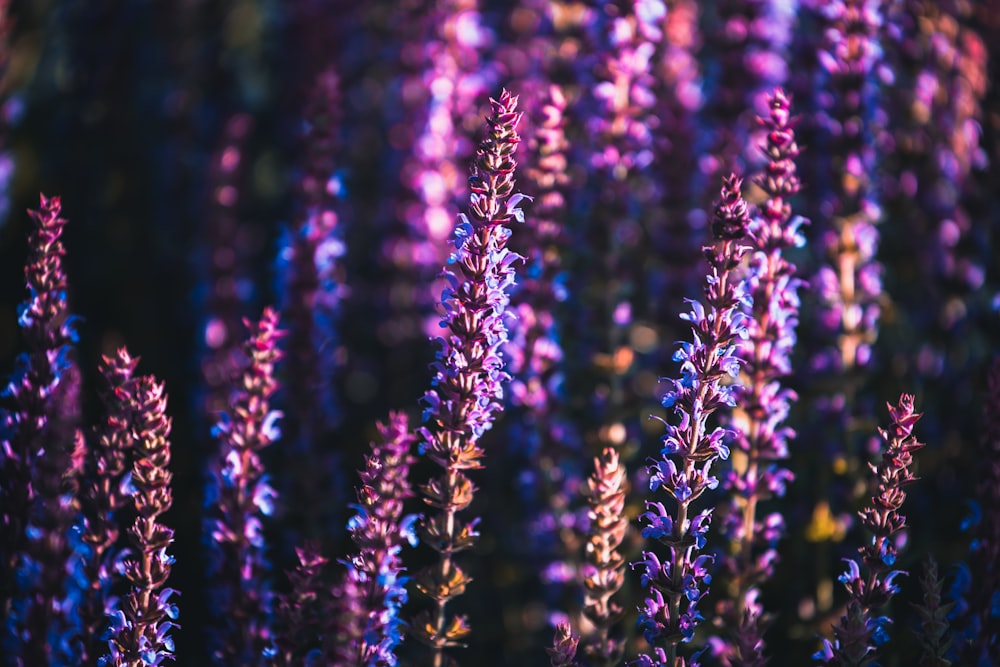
[411,89,526,665]
[632,175,751,667]
[505,83,586,622]
[713,88,806,665]
[395,0,495,338]
[199,113,256,421]
[333,411,416,667]
[274,65,347,555]
[104,375,178,667]
[205,307,284,665]
[279,66,345,440]
[816,394,924,665]
[812,0,884,375]
[78,349,142,664]
[0,194,83,664]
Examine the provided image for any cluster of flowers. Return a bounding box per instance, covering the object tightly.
[1,1,999,667]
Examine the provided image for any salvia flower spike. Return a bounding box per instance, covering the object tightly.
[205,307,284,665]
[815,393,924,666]
[412,89,527,667]
[632,174,751,666]
[713,87,805,665]
[334,411,416,667]
[104,375,178,667]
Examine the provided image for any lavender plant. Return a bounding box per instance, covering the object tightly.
[280,65,345,441]
[398,0,494,333]
[204,307,283,665]
[505,83,586,625]
[411,89,527,666]
[648,0,706,318]
[77,349,141,665]
[631,175,752,667]
[104,375,178,667]
[0,194,83,665]
[712,88,805,665]
[0,5,999,667]
[815,393,924,666]
[276,64,348,551]
[199,113,257,420]
[812,0,884,376]
[577,0,665,450]
[332,411,416,666]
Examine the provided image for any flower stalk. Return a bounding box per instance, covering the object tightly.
[412,89,527,666]
[816,393,924,666]
[333,411,416,667]
[632,175,751,666]
[78,349,141,665]
[0,194,83,664]
[714,88,805,665]
[205,307,284,665]
[105,375,178,667]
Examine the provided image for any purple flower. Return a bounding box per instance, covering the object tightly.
[273,67,348,551]
[817,394,924,665]
[332,412,416,667]
[279,66,346,439]
[812,0,884,376]
[0,194,84,664]
[392,0,495,342]
[580,447,628,666]
[104,374,177,667]
[412,90,525,663]
[713,88,805,665]
[204,307,285,665]
[77,349,142,663]
[632,175,751,665]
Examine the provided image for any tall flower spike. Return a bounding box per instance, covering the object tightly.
[104,375,178,667]
[581,447,628,667]
[649,0,706,320]
[713,88,805,666]
[0,194,83,663]
[632,175,751,667]
[815,393,924,666]
[278,65,346,488]
[395,0,494,341]
[412,89,527,667]
[577,0,666,458]
[332,412,416,667]
[78,349,141,665]
[288,68,346,398]
[504,83,586,630]
[813,0,884,375]
[205,307,284,665]
[200,113,256,421]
